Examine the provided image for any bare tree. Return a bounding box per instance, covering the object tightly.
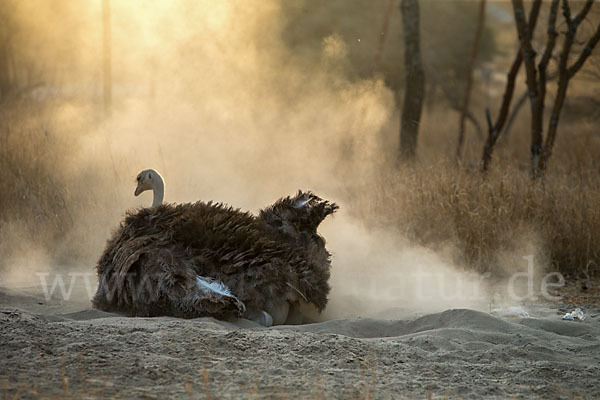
[481,0,542,172]
[512,0,600,176]
[456,0,486,161]
[538,0,600,172]
[512,0,555,175]
[501,72,559,141]
[399,0,425,163]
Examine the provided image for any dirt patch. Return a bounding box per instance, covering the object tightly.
[1,286,599,399]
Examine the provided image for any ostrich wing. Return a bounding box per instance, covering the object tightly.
[93,226,245,319]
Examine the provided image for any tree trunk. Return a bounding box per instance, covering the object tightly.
[398,0,425,163]
[481,0,541,171]
[456,0,486,161]
[538,0,600,173]
[512,0,544,175]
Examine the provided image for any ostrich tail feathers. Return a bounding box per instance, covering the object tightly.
[259,190,338,237]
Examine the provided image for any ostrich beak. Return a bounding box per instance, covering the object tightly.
[134,185,143,196]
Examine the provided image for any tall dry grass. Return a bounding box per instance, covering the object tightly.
[0,101,74,263]
[0,100,107,268]
[349,161,600,278]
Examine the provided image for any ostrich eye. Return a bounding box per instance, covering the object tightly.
[148,173,152,180]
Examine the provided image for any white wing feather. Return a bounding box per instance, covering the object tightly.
[196,276,233,297]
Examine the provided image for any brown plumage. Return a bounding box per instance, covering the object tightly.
[92,170,337,325]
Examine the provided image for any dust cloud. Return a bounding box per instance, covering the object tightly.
[1,0,521,317]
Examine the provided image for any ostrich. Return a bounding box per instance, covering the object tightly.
[92,169,338,326]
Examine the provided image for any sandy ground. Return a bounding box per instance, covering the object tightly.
[1,284,600,399]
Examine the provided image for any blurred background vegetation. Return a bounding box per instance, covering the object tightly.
[280,0,498,101]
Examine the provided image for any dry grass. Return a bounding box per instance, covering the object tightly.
[348,153,600,278]
[0,101,75,265]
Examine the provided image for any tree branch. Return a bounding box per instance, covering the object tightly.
[537,0,595,173]
[512,0,543,175]
[568,23,600,77]
[502,73,559,141]
[562,0,572,22]
[572,0,594,26]
[529,0,560,171]
[480,0,542,171]
[538,0,560,74]
[492,0,541,137]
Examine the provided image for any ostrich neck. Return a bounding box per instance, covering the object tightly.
[152,177,164,207]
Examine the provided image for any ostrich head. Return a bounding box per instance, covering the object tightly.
[134,169,165,207]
